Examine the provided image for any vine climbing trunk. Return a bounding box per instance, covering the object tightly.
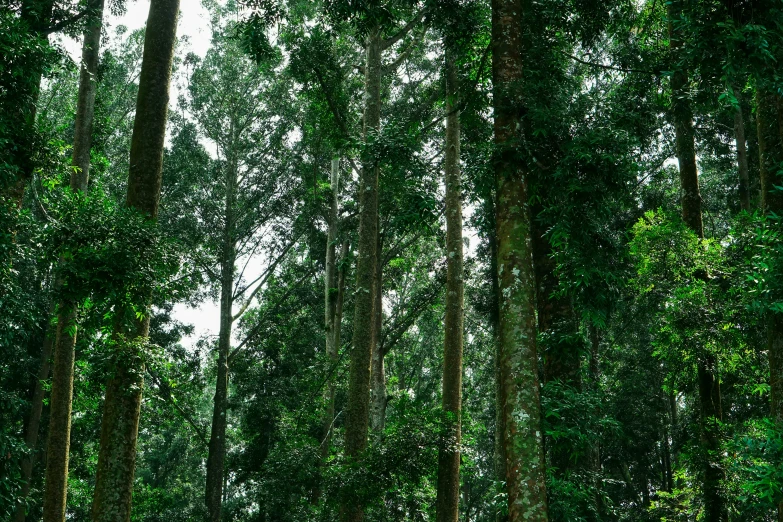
[41,2,105,519]
[435,46,464,522]
[756,89,783,522]
[205,145,238,522]
[90,0,179,520]
[668,3,725,520]
[341,27,382,522]
[491,0,548,520]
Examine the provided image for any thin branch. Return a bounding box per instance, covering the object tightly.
[232,233,302,321]
[383,26,428,75]
[150,376,208,447]
[44,9,89,34]
[229,266,317,361]
[381,8,428,51]
[560,51,657,76]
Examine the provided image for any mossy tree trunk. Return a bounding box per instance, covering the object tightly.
[756,88,783,522]
[435,45,465,522]
[90,0,179,520]
[341,27,382,522]
[41,2,105,519]
[491,0,548,519]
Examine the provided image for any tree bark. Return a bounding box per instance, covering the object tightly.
[436,46,464,522]
[14,317,55,522]
[41,4,104,519]
[667,3,725,520]
[370,233,385,434]
[90,0,179,520]
[341,27,382,522]
[491,0,548,519]
[205,144,238,522]
[756,88,783,522]
[733,87,751,212]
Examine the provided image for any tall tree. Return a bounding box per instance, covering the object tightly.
[40,2,105,520]
[90,0,179,519]
[435,45,464,522]
[667,2,726,520]
[491,0,549,520]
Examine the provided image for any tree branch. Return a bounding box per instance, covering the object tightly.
[381,8,428,51]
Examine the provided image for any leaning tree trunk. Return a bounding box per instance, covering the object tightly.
[205,150,238,522]
[90,1,179,520]
[491,0,548,520]
[41,3,105,519]
[341,27,382,522]
[756,89,783,522]
[668,3,725,521]
[435,46,465,522]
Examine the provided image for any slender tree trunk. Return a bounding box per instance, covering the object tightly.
[370,235,385,434]
[436,46,464,522]
[756,88,783,522]
[667,4,725,520]
[315,158,342,504]
[14,317,55,522]
[342,27,381,522]
[491,0,548,519]
[206,141,238,522]
[734,88,751,212]
[41,4,104,519]
[488,198,507,522]
[90,1,179,520]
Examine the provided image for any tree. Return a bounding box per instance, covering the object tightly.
[40,2,105,520]
[491,0,549,519]
[90,0,179,519]
[435,44,464,522]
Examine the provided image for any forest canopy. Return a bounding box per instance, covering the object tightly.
[2,0,783,521]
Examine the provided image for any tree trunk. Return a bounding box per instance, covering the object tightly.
[370,235,385,434]
[315,158,342,504]
[41,4,104,519]
[14,317,55,522]
[342,27,381,522]
[90,1,179,520]
[436,46,464,522]
[733,88,751,212]
[667,3,725,520]
[206,135,239,522]
[756,88,783,522]
[491,0,548,519]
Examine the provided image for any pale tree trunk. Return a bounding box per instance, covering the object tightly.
[435,46,464,522]
[205,135,239,522]
[733,87,751,212]
[668,3,725,520]
[315,157,342,504]
[491,0,548,519]
[40,3,105,519]
[342,27,382,522]
[756,89,783,522]
[14,317,55,522]
[90,0,179,520]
